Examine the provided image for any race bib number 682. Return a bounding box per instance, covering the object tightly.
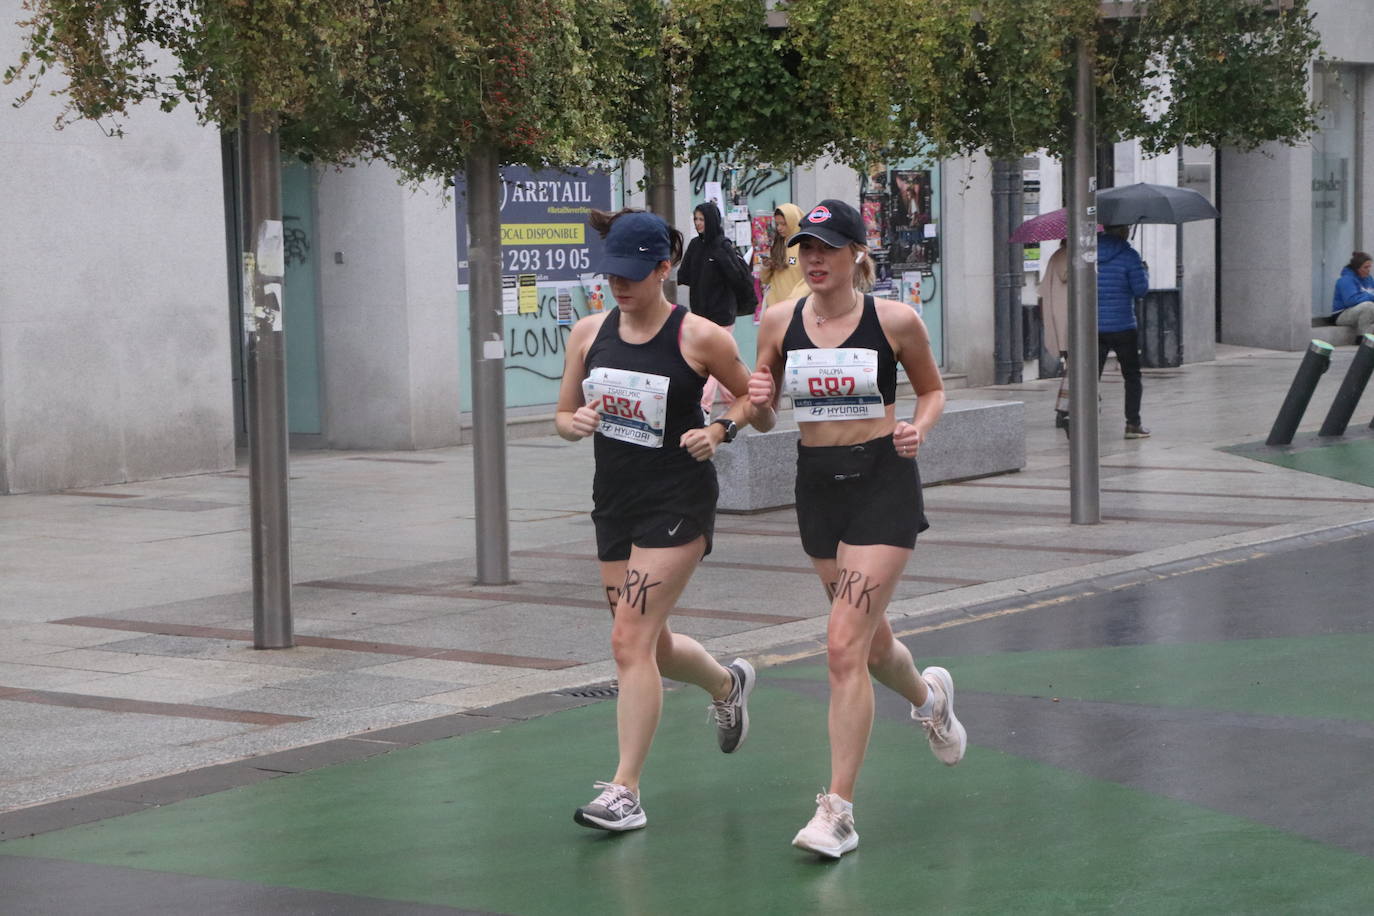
[582,367,670,448]
[784,347,884,422]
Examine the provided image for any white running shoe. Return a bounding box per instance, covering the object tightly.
[914,666,967,766]
[707,658,755,753]
[573,781,646,831]
[791,792,858,858]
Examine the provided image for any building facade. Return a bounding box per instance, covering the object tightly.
[1,0,1368,493]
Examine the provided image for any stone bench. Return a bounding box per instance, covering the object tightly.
[715,399,1025,513]
[1310,316,1359,348]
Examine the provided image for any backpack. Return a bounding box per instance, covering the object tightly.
[716,242,758,316]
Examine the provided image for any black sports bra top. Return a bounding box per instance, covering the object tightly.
[584,305,707,471]
[781,294,897,405]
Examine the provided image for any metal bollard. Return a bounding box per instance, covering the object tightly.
[1266,340,1333,446]
[1318,334,1374,437]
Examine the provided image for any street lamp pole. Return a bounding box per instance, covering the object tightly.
[1066,35,1101,525]
[466,143,512,585]
[239,93,294,645]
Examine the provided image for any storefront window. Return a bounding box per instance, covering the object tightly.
[1311,65,1359,317]
[860,160,944,366]
[455,165,621,411]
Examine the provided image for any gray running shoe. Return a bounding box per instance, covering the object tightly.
[913,666,967,766]
[573,781,646,832]
[707,658,755,753]
[791,792,858,858]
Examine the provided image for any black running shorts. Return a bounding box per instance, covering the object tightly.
[794,436,929,559]
[591,462,717,562]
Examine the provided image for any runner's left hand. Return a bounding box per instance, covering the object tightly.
[893,421,923,458]
[680,426,719,462]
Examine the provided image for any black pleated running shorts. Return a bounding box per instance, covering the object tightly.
[591,461,718,562]
[794,435,929,559]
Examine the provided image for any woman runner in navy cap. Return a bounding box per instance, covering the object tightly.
[556,208,759,833]
[749,199,966,858]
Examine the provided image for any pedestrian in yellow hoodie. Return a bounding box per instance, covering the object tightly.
[760,204,810,306]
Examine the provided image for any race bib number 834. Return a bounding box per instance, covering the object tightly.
[582,367,670,447]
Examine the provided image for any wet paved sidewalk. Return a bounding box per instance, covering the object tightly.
[2,525,1372,914]
[2,343,1373,820]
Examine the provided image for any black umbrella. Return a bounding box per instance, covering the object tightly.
[1096,182,1219,226]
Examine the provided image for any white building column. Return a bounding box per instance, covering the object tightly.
[1218,141,1313,350]
[942,154,997,387]
[315,163,462,450]
[0,0,233,493]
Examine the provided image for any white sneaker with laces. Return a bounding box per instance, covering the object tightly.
[914,666,967,766]
[573,781,646,832]
[791,791,858,858]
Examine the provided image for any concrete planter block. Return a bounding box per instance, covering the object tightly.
[917,399,1026,486]
[713,427,801,514]
[714,399,1025,513]
[1310,325,1359,347]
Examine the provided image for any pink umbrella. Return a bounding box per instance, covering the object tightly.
[1009,208,1101,243]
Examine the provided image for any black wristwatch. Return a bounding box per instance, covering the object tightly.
[711,418,738,443]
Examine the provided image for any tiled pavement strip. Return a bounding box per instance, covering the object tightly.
[2,343,1373,825]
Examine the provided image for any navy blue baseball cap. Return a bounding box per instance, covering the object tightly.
[788,199,867,248]
[595,211,673,281]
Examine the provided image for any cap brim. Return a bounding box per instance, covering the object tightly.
[596,255,658,281]
[786,227,852,248]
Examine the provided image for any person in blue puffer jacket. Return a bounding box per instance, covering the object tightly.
[1331,251,1374,336]
[1097,226,1151,439]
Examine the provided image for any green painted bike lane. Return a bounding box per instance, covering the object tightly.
[5,633,1374,915]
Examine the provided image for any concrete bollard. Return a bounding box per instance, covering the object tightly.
[1266,340,1333,446]
[1318,334,1374,437]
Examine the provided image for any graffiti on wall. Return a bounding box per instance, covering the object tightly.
[689,155,788,202]
[503,291,583,381]
[283,216,311,268]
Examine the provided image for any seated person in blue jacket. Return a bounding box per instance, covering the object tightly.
[1097,225,1151,439]
[1332,251,1374,336]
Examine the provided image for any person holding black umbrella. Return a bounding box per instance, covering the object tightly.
[1098,225,1151,439]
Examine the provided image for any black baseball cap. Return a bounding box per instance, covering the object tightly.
[595,211,673,281]
[787,199,866,248]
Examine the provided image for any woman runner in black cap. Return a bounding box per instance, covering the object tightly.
[749,199,966,858]
[556,208,759,833]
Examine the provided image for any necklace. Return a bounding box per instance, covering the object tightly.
[813,290,861,326]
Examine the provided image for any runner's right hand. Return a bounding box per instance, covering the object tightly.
[570,399,602,439]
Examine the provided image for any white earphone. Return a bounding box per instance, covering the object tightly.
[854,251,865,264]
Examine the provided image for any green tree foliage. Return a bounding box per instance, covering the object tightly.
[6,0,1322,176]
[659,0,1321,168]
[4,0,638,181]
[1125,0,1322,154]
[602,0,684,164]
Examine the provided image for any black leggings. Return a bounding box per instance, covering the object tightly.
[1098,328,1142,425]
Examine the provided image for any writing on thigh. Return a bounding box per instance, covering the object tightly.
[826,567,883,614]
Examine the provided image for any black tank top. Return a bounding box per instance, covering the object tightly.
[781,294,897,404]
[584,305,707,473]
